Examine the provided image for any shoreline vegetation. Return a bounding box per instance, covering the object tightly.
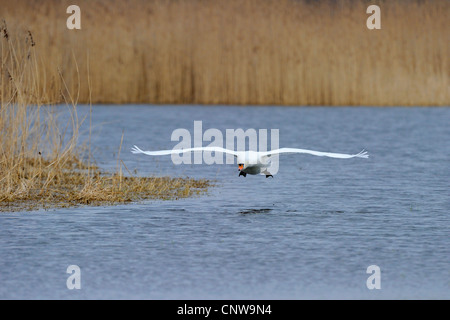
[1,0,448,106]
[0,23,210,213]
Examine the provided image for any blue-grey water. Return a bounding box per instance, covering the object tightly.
[0,105,449,299]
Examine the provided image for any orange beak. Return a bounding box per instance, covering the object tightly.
[238,164,244,171]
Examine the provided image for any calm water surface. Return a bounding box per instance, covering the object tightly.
[0,105,449,299]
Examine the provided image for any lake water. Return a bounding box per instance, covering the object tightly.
[0,105,449,299]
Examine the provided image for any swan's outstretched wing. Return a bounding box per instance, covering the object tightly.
[260,148,369,159]
[131,145,239,157]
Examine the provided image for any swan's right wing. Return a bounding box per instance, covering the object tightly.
[131,145,240,157]
[260,148,369,159]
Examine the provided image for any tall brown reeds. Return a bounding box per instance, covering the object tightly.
[0,23,209,212]
[1,0,448,106]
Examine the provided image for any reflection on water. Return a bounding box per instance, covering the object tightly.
[239,208,273,214]
[0,105,449,299]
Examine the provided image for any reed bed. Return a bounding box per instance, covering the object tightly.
[1,0,448,106]
[0,24,210,212]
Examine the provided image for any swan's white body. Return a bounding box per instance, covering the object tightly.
[131,145,368,177]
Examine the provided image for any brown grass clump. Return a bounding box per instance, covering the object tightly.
[1,0,448,106]
[0,23,210,212]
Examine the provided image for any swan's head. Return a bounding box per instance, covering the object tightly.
[238,163,244,171]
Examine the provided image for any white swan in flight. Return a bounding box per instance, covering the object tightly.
[131,145,368,178]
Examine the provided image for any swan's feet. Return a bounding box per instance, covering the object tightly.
[239,171,247,177]
[265,174,273,178]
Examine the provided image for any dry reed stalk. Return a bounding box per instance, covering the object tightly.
[1,0,448,106]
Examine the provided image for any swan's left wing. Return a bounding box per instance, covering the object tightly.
[131,145,240,157]
[260,148,369,159]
